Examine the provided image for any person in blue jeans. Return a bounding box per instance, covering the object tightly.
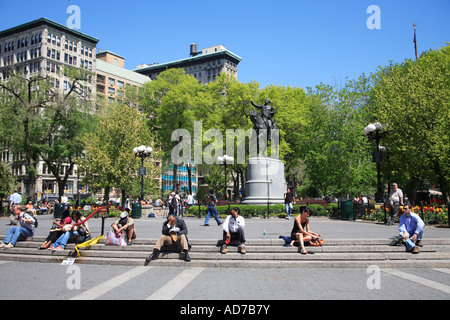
[398,203,425,254]
[284,187,294,219]
[204,190,222,226]
[1,206,35,248]
[49,210,91,251]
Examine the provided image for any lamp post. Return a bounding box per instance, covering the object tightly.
[217,155,234,201]
[364,122,386,203]
[133,145,152,201]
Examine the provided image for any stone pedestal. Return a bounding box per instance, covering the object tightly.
[243,156,286,205]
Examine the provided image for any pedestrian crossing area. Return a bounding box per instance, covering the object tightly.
[0,260,449,300]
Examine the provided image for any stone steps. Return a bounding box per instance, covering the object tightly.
[1,236,450,268]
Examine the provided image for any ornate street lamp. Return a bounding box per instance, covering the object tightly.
[133,145,152,201]
[217,155,234,201]
[364,122,387,203]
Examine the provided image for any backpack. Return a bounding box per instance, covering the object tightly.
[32,216,38,228]
[22,213,38,228]
[170,196,178,209]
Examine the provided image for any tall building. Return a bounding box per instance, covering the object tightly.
[135,44,241,83]
[0,17,99,200]
[96,49,150,106]
[0,17,98,93]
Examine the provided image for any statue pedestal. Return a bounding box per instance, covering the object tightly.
[243,156,286,205]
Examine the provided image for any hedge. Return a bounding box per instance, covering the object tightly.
[186,203,339,218]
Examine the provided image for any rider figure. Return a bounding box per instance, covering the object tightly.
[251,99,276,130]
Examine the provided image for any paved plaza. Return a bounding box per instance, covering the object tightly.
[1,214,449,302]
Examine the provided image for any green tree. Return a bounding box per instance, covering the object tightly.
[369,44,450,203]
[79,102,159,204]
[141,68,199,191]
[299,76,375,198]
[0,68,94,201]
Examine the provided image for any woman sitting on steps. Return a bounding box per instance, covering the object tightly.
[290,206,324,255]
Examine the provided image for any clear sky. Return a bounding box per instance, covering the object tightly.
[0,0,449,89]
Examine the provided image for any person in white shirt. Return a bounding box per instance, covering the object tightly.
[388,183,404,225]
[221,207,246,254]
[1,205,35,248]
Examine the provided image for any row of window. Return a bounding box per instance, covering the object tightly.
[0,33,43,55]
[46,32,94,58]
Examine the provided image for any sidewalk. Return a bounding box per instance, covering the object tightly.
[2,214,449,241]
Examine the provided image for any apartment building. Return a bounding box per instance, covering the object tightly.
[0,17,99,200]
[135,43,241,83]
[96,50,150,106]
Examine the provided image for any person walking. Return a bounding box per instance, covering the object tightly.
[8,189,22,225]
[204,189,222,226]
[284,187,294,220]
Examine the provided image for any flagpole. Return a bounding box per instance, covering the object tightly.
[413,23,418,60]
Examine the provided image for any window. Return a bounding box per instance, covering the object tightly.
[65,40,68,49]
[108,87,115,94]
[108,78,115,85]
[117,80,124,88]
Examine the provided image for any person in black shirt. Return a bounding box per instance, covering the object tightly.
[284,187,294,219]
[290,206,323,255]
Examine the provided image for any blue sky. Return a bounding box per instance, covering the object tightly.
[0,0,449,89]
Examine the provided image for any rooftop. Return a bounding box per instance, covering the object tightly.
[96,59,150,85]
[134,49,242,74]
[0,17,99,44]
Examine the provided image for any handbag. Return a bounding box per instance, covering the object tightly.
[105,228,127,246]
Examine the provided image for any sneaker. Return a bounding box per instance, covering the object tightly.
[0,242,6,248]
[221,245,227,254]
[54,246,64,251]
[4,243,14,249]
[412,246,420,254]
[239,245,246,254]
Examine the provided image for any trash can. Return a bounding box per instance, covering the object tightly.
[341,200,353,220]
[131,202,141,219]
[53,203,64,219]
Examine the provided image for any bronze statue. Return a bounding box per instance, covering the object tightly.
[249,99,279,155]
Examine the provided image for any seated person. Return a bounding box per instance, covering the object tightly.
[111,211,136,246]
[49,210,91,251]
[221,207,246,254]
[397,203,424,254]
[26,201,37,216]
[146,214,190,262]
[1,206,36,248]
[291,206,323,255]
[154,198,164,207]
[38,210,71,249]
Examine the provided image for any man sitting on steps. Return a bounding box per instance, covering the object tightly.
[145,214,191,262]
[397,203,425,254]
[221,207,246,254]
